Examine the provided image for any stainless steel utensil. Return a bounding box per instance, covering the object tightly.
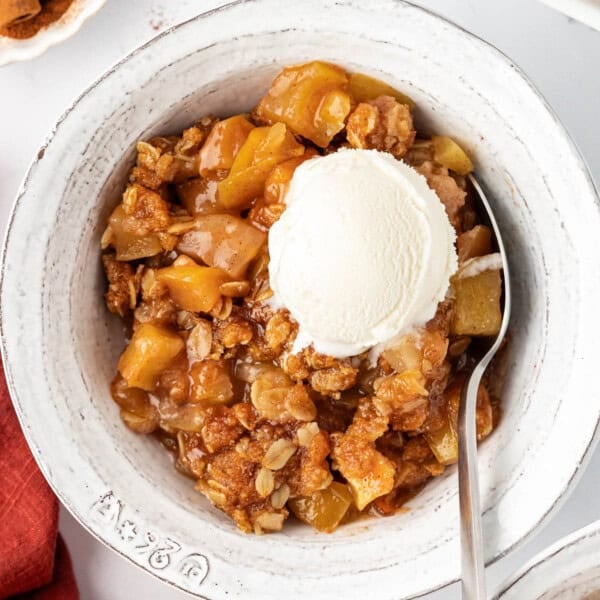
[459,174,511,599]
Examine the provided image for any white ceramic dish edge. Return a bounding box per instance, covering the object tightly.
[496,519,600,598]
[538,0,600,32]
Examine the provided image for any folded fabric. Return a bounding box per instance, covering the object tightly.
[0,361,78,599]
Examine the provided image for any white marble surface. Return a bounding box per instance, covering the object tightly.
[0,1,599,598]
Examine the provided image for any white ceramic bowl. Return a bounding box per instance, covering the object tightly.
[0,0,106,66]
[2,1,600,599]
[496,520,600,598]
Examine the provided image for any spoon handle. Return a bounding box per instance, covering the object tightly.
[458,365,487,600]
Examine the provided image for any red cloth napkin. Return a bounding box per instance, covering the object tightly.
[0,362,79,599]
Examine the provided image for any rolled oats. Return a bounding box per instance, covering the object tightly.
[263,439,296,470]
[270,484,290,509]
[255,512,285,532]
[255,467,275,497]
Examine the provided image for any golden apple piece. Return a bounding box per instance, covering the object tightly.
[218,123,304,209]
[108,205,163,261]
[176,177,223,216]
[198,115,255,176]
[451,255,503,336]
[255,60,351,148]
[118,324,185,391]
[264,149,319,204]
[349,71,415,108]
[157,262,230,313]
[432,135,474,175]
[177,214,266,279]
[288,482,353,533]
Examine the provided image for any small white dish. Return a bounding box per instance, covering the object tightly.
[0,0,106,67]
[538,0,600,32]
[497,520,600,598]
[2,1,600,599]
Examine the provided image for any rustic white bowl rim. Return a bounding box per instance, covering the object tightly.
[496,520,600,598]
[2,1,600,599]
[0,0,106,67]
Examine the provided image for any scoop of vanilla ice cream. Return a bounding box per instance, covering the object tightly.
[268,149,458,358]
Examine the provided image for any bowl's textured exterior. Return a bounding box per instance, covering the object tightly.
[0,0,106,66]
[2,1,600,599]
[497,520,600,598]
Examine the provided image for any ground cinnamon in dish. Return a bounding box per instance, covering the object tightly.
[0,0,41,28]
[0,0,74,39]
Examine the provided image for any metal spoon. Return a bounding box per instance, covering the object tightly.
[459,174,511,600]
